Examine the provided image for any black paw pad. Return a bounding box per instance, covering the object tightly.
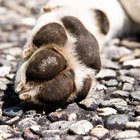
[36,69,75,104]
[26,48,67,81]
[33,23,68,47]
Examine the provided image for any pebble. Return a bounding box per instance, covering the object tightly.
[79,97,98,111]
[118,75,135,84]
[3,107,23,117]
[48,111,68,122]
[90,114,103,126]
[130,91,140,101]
[105,114,129,129]
[5,116,20,125]
[0,66,11,77]
[90,126,109,139]
[102,58,120,69]
[49,121,72,132]
[135,105,140,116]
[136,116,140,121]
[100,98,127,112]
[17,118,37,130]
[23,128,40,140]
[0,125,14,139]
[126,121,140,131]
[104,79,118,87]
[30,125,41,134]
[0,78,9,90]
[122,82,133,91]
[114,130,139,140]
[112,90,130,98]
[123,58,140,68]
[103,45,131,60]
[97,107,117,117]
[96,69,117,79]
[68,120,93,135]
[68,113,77,122]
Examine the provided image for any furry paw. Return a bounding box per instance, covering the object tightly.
[15,15,101,106]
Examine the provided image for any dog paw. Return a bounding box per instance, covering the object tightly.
[15,16,101,106]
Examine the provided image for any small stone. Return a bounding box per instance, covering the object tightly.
[62,135,84,140]
[0,108,2,117]
[128,68,140,80]
[91,114,103,126]
[112,90,130,98]
[0,42,19,49]
[130,91,140,101]
[90,127,109,139]
[122,82,133,91]
[103,45,131,60]
[102,58,120,70]
[97,107,117,117]
[114,130,139,140]
[96,69,117,79]
[83,136,98,140]
[3,107,23,117]
[23,128,40,140]
[0,125,14,139]
[104,79,118,87]
[79,97,98,111]
[68,120,93,135]
[0,78,9,90]
[118,75,135,84]
[0,66,11,77]
[136,116,140,121]
[123,59,140,68]
[48,111,68,122]
[49,121,72,132]
[100,98,127,112]
[68,113,77,122]
[30,125,41,134]
[17,118,37,130]
[135,105,140,116]
[126,121,140,131]
[5,116,20,125]
[105,114,129,129]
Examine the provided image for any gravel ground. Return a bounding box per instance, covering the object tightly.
[0,1,140,140]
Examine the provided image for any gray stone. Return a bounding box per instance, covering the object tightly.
[96,69,117,79]
[3,107,23,117]
[30,125,41,134]
[105,114,129,129]
[68,120,93,135]
[0,66,11,77]
[0,125,14,140]
[126,121,140,131]
[128,68,140,80]
[118,75,135,84]
[49,121,72,132]
[90,127,109,139]
[17,118,37,130]
[23,128,40,140]
[112,90,130,98]
[83,136,98,140]
[79,97,98,111]
[102,58,120,70]
[0,78,9,90]
[5,116,20,125]
[104,79,118,87]
[135,105,140,116]
[123,58,140,68]
[103,45,131,60]
[100,98,127,112]
[130,91,140,101]
[68,113,77,122]
[97,107,117,117]
[122,82,133,91]
[48,111,68,122]
[136,116,140,121]
[114,130,139,140]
